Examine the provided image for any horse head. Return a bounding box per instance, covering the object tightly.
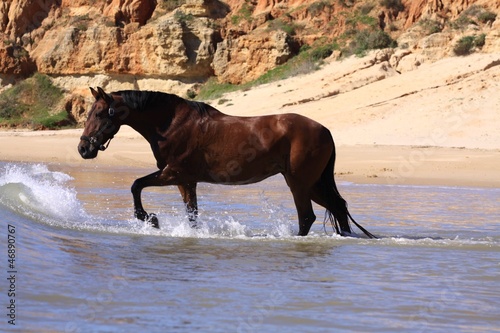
[78,87,126,159]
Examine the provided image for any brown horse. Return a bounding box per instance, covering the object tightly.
[78,87,375,238]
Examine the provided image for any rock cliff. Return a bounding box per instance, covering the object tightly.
[0,0,499,122]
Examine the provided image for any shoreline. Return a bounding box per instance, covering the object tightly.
[1,129,499,188]
[1,53,499,189]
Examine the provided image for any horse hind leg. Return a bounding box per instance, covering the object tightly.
[295,197,316,236]
[311,184,352,236]
[312,180,377,238]
[287,184,316,236]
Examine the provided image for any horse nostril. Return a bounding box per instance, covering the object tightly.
[78,144,88,157]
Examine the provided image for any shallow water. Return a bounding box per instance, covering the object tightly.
[0,162,499,332]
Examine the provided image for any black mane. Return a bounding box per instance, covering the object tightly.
[116,90,180,112]
[115,90,211,117]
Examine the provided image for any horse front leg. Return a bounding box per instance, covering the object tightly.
[178,183,198,228]
[131,170,163,228]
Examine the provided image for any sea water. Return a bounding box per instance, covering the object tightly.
[0,162,498,332]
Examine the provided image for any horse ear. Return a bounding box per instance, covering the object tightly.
[90,87,100,100]
[97,87,113,104]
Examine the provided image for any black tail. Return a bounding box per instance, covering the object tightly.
[319,150,376,239]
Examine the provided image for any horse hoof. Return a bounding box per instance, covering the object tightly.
[190,222,201,229]
[147,213,159,228]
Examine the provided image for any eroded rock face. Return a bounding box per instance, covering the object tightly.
[103,0,157,26]
[0,0,499,86]
[30,15,219,78]
[404,0,500,28]
[0,41,36,75]
[213,30,293,84]
[1,0,59,38]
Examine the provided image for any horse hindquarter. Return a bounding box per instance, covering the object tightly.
[278,114,335,235]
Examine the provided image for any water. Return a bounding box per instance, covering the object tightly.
[0,162,499,333]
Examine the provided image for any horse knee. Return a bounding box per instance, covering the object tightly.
[131,179,142,194]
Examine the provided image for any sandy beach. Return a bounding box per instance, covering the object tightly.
[1,52,499,188]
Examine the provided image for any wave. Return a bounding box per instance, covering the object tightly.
[0,163,87,224]
[0,163,294,238]
[0,163,497,247]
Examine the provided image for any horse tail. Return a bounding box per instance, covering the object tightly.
[318,148,377,239]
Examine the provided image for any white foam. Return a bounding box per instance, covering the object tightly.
[0,163,87,224]
[2,163,495,246]
[0,163,281,238]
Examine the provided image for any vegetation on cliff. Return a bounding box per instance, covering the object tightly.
[0,73,74,129]
[0,0,499,129]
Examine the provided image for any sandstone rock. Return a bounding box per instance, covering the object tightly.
[104,0,156,26]
[404,0,499,29]
[178,0,230,18]
[0,42,36,76]
[51,74,195,99]
[213,30,293,84]
[1,0,500,90]
[483,19,500,53]
[417,31,453,60]
[391,50,425,73]
[1,0,58,38]
[63,93,86,124]
[337,57,399,93]
[31,14,219,78]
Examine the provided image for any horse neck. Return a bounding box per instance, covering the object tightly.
[121,99,184,141]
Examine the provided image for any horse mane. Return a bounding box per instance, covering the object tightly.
[187,100,212,117]
[115,90,212,117]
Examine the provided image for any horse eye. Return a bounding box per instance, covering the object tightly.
[108,108,115,117]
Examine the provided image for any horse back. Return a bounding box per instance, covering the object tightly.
[197,111,333,184]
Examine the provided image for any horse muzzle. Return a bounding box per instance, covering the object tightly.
[78,135,112,159]
[78,140,99,159]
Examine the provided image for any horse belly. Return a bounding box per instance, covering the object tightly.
[205,155,284,185]
[203,142,287,185]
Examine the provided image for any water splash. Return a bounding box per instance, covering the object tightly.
[1,163,497,247]
[0,163,288,239]
[0,163,88,225]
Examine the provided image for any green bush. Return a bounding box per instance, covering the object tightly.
[174,10,194,22]
[477,11,497,24]
[197,45,331,101]
[419,19,443,35]
[308,1,332,17]
[160,0,186,12]
[0,73,74,129]
[453,35,487,56]
[231,2,254,25]
[197,78,238,101]
[451,5,497,29]
[474,33,486,47]
[450,15,475,30]
[310,43,339,61]
[453,36,475,55]
[345,29,397,56]
[380,0,404,13]
[344,10,378,30]
[267,18,298,36]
